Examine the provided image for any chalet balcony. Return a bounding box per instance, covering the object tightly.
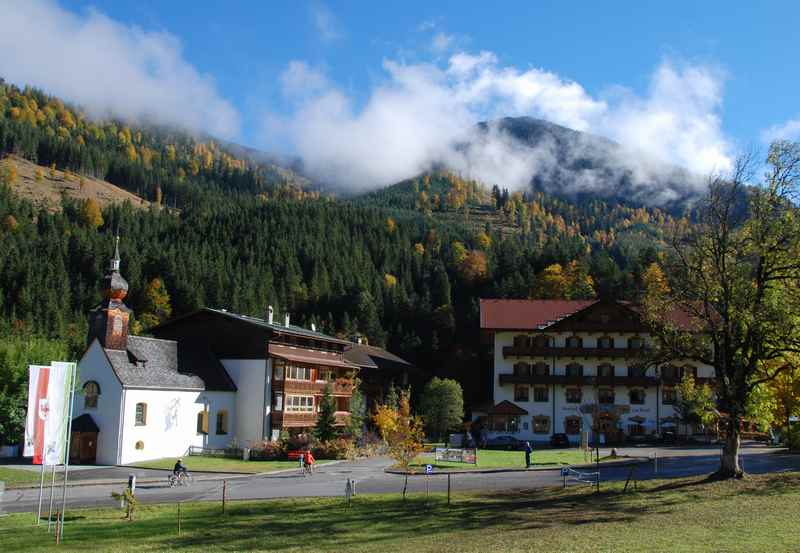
[502,345,648,359]
[272,411,350,428]
[498,374,659,387]
[272,379,354,395]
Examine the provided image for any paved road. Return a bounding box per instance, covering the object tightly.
[3,444,798,514]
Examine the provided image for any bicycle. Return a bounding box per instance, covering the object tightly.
[298,458,313,477]
[168,471,193,487]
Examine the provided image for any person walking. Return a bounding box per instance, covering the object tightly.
[524,441,533,468]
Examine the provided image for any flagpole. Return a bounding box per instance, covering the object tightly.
[47,464,56,531]
[58,363,77,543]
[36,462,45,525]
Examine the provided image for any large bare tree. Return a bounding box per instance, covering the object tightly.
[644,141,800,478]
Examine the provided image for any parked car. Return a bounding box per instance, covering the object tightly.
[550,433,570,448]
[485,435,525,450]
[661,430,677,444]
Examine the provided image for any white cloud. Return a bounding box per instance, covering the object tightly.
[0,0,240,139]
[274,49,733,199]
[310,3,343,42]
[761,118,800,142]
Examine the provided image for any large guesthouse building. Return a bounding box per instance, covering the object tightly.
[478,299,714,444]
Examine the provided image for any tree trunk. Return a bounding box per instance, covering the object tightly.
[717,421,744,479]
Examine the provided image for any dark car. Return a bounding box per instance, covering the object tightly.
[550,433,570,448]
[485,435,524,450]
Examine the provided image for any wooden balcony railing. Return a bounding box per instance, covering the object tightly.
[502,345,648,358]
[272,379,354,395]
[499,374,660,387]
[272,411,350,428]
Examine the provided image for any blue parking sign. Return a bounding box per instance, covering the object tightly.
[426,464,433,474]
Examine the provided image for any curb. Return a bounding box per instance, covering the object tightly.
[384,456,650,476]
[4,460,350,490]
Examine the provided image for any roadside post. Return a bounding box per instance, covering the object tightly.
[447,473,451,506]
[128,474,136,494]
[0,480,5,517]
[425,464,432,499]
[561,467,568,489]
[345,478,354,508]
[653,451,658,474]
[222,480,227,513]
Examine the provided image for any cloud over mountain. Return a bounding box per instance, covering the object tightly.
[0,0,240,139]
[274,50,733,203]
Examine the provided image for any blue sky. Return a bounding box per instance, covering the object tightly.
[3,1,799,190]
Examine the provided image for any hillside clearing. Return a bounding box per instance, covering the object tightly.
[2,154,149,211]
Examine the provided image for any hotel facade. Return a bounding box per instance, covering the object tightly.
[478,299,715,444]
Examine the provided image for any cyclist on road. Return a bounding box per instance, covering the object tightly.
[173,458,188,477]
[304,450,315,475]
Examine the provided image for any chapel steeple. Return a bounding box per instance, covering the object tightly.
[87,235,133,350]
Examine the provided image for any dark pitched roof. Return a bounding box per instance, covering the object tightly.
[154,308,351,346]
[487,400,529,416]
[72,414,99,433]
[480,299,597,330]
[104,336,235,392]
[269,343,358,369]
[344,343,413,372]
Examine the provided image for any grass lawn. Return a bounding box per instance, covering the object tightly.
[127,456,335,473]
[409,448,592,471]
[0,466,61,488]
[1,472,798,552]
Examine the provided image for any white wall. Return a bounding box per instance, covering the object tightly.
[490,330,709,443]
[74,340,123,465]
[118,389,236,464]
[221,359,268,446]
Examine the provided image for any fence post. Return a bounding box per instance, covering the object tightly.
[447,474,451,506]
[222,480,227,514]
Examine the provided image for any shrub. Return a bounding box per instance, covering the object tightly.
[312,438,351,460]
[283,433,311,452]
[249,440,286,461]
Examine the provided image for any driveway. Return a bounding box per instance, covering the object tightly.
[2,444,798,514]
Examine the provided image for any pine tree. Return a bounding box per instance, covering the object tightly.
[314,383,338,442]
[345,377,366,440]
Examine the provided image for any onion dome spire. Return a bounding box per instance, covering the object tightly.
[104,234,129,301]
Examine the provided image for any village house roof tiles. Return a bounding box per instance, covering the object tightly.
[104,335,236,392]
[480,299,598,330]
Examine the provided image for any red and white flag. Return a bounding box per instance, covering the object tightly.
[24,363,74,465]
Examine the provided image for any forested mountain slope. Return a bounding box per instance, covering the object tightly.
[0,81,684,406]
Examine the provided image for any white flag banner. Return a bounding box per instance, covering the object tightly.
[23,363,75,465]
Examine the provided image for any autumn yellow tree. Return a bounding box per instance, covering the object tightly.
[373,392,425,497]
[79,198,104,228]
[386,217,397,234]
[765,359,800,431]
[3,214,18,232]
[384,273,397,288]
[0,160,17,186]
[139,278,173,329]
[531,264,568,299]
[459,250,488,283]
